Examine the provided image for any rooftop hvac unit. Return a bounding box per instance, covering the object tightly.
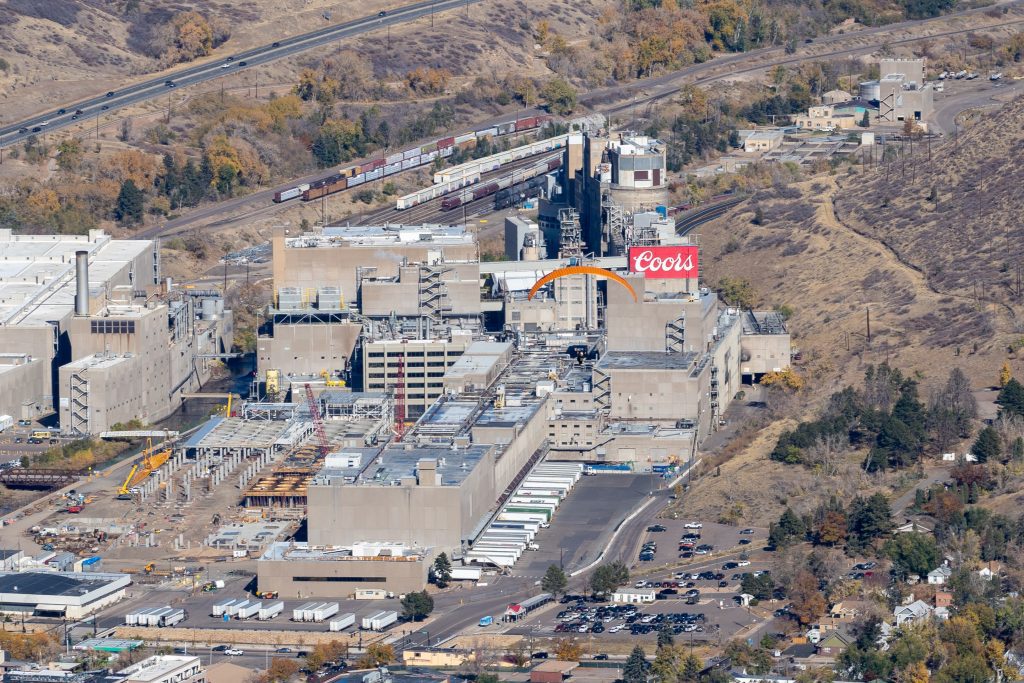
[278,287,302,309]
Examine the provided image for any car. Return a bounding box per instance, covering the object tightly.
[594,653,609,660]
[295,651,309,658]
[739,539,751,545]
[31,127,41,133]
[227,56,235,61]
[165,80,176,88]
[71,115,79,120]
[238,61,247,66]
[276,647,293,653]
[737,560,750,567]
[272,41,280,47]
[57,109,66,115]
[722,562,739,570]
[539,522,550,528]
[684,522,703,529]
[14,437,22,443]
[224,649,244,656]
[647,524,667,532]
[106,91,115,97]
[740,528,755,534]
[639,553,655,562]
[532,652,549,660]
[39,120,49,126]
[173,647,187,654]
[18,128,28,134]
[220,63,231,69]
[719,580,729,588]
[75,109,83,115]
[212,645,228,652]
[101,105,109,110]
[379,10,387,15]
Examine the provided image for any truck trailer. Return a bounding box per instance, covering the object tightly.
[361,610,398,631]
[329,613,356,631]
[258,601,284,620]
[312,602,339,622]
[292,602,317,621]
[236,601,262,620]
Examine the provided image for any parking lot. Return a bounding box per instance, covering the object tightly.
[513,473,661,577]
[515,592,763,645]
[634,519,768,569]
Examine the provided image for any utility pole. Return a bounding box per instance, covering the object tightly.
[866,307,871,343]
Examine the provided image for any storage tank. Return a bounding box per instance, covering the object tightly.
[201,298,219,320]
[859,80,880,102]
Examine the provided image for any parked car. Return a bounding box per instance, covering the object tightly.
[740,528,755,534]
[684,521,703,529]
[224,649,243,656]
[647,524,667,532]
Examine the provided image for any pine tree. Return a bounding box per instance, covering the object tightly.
[971,426,1001,463]
[114,180,144,226]
[623,645,648,683]
[432,552,452,588]
[997,377,1024,417]
[859,109,870,127]
[657,622,674,648]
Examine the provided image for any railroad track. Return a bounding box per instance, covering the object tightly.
[675,196,747,236]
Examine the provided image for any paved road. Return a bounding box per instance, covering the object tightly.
[0,0,482,149]
[932,78,1024,136]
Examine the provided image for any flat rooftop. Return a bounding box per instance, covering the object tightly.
[596,351,699,371]
[0,571,124,597]
[118,656,200,681]
[261,541,426,562]
[357,443,492,486]
[0,229,153,327]
[286,224,474,248]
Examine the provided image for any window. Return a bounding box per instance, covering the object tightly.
[428,372,444,378]
[90,320,135,334]
[427,382,443,388]
[368,352,384,358]
[368,362,384,368]
[427,351,446,357]
[368,373,385,379]
[408,372,424,378]
[427,361,445,367]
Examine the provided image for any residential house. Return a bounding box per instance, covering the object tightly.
[896,519,934,535]
[978,562,1002,581]
[927,566,952,585]
[934,591,953,609]
[894,599,933,626]
[817,630,854,657]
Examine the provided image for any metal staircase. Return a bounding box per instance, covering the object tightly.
[419,265,452,324]
[69,371,89,435]
[666,315,685,354]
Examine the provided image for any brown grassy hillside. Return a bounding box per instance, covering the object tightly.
[835,95,1024,312]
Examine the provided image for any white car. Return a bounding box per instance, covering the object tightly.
[220,63,231,69]
[224,649,244,656]
[609,624,623,633]
[737,560,750,567]
[684,522,703,529]
[539,522,550,528]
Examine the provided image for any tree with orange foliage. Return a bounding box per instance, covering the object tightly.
[788,570,827,625]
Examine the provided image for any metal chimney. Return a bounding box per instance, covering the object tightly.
[74,250,89,316]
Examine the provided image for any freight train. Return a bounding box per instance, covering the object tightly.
[272,115,552,204]
[440,157,561,211]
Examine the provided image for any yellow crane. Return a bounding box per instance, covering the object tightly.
[116,437,172,499]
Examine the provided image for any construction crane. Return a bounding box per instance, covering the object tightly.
[116,437,172,499]
[304,384,330,457]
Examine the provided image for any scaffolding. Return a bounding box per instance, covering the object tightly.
[602,192,627,255]
[557,207,582,258]
[419,264,453,325]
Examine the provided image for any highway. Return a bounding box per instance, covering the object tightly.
[0,0,482,149]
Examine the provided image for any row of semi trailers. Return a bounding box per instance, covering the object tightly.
[464,462,584,569]
[127,600,399,632]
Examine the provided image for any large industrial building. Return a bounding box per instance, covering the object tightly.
[0,229,233,433]
[0,571,130,618]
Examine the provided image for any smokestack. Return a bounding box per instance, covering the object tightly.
[75,251,89,316]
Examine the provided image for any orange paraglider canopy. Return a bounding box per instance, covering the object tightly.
[527,266,637,302]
